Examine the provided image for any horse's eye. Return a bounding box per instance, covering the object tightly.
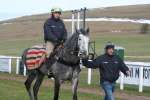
[79,38,81,40]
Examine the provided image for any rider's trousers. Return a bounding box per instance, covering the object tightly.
[45,41,54,58]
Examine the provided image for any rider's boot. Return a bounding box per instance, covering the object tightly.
[46,53,56,78]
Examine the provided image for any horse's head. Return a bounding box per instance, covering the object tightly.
[64,28,89,60]
[76,28,90,58]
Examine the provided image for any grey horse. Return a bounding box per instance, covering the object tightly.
[22,28,90,100]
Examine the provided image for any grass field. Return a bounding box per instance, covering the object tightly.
[92,33,150,62]
[0,79,103,100]
[0,32,150,61]
[0,71,150,100]
[0,72,121,100]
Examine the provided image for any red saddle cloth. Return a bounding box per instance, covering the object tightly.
[25,47,46,70]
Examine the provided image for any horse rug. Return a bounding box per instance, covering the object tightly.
[25,47,46,70]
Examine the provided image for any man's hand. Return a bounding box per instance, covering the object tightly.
[126,70,130,76]
[81,58,88,67]
[88,53,95,60]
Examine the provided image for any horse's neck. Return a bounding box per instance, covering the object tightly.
[55,33,79,63]
[56,46,79,64]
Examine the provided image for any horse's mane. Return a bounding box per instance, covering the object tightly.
[56,32,80,65]
[64,33,79,49]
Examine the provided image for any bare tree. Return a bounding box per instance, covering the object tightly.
[140,24,149,34]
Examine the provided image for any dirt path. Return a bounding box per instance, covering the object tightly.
[0,75,150,100]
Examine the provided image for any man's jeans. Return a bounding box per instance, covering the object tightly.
[101,81,115,100]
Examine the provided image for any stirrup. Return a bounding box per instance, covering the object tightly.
[48,71,53,78]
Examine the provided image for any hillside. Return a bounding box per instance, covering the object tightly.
[1,4,149,36]
[0,4,150,61]
[1,4,150,24]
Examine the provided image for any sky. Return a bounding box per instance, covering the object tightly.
[0,0,150,21]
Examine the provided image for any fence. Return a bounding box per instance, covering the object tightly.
[0,55,150,92]
[0,56,27,76]
[87,61,150,92]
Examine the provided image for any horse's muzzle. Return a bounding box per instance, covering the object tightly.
[79,51,88,59]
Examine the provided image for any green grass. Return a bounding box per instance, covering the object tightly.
[0,71,150,100]
[92,34,150,62]
[121,85,150,97]
[0,37,43,56]
[0,79,104,100]
[0,72,100,100]
[0,33,150,61]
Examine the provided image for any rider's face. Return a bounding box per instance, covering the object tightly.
[53,12,61,19]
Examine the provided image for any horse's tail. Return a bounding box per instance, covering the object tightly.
[21,48,30,68]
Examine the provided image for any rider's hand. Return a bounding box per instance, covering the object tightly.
[57,40,63,44]
[61,40,65,44]
[62,39,66,43]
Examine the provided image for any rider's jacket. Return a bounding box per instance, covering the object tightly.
[43,17,67,43]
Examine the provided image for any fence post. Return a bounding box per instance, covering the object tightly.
[120,72,124,90]
[88,68,92,85]
[87,60,92,85]
[24,65,26,76]
[72,11,75,34]
[16,58,20,74]
[77,11,80,29]
[139,66,144,92]
[8,58,12,74]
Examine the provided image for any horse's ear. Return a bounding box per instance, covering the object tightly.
[75,26,79,34]
[86,27,90,35]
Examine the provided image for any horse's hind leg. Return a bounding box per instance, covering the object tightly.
[25,72,36,100]
[53,79,61,100]
[33,72,44,100]
[72,77,79,100]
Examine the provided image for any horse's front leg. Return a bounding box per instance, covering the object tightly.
[53,79,61,100]
[33,72,44,100]
[72,77,79,100]
[25,72,36,100]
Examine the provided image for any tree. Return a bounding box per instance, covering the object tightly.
[140,24,149,34]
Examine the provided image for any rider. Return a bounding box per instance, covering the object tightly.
[44,7,67,59]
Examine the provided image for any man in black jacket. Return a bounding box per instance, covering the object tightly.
[82,42,129,100]
[44,7,67,58]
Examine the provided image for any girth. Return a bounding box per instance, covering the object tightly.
[57,58,80,66]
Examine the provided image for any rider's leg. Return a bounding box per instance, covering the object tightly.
[45,41,55,78]
[46,41,54,58]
